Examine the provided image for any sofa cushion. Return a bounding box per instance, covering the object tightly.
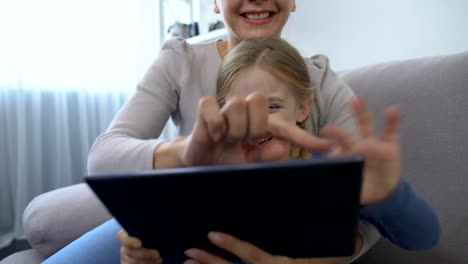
[0,249,44,264]
[339,51,468,264]
[22,183,111,258]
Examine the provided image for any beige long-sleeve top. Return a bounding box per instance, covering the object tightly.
[88,38,356,173]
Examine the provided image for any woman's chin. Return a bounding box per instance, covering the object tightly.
[235,28,281,41]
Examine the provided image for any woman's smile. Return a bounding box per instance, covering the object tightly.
[215,0,295,44]
[240,10,276,26]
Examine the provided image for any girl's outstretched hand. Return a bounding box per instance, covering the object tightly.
[184,232,293,264]
[321,97,401,205]
[118,229,162,264]
[184,232,355,264]
[180,93,330,166]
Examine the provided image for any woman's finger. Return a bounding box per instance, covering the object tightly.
[221,97,248,143]
[320,125,354,153]
[207,232,270,264]
[246,92,269,144]
[382,105,401,143]
[268,115,330,152]
[185,248,232,264]
[350,97,375,139]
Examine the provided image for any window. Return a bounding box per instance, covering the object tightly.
[159,0,226,44]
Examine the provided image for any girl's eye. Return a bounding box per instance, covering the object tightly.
[269,104,282,113]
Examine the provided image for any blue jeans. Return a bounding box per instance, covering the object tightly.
[42,219,122,264]
[42,218,244,264]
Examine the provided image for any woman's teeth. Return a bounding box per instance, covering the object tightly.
[245,12,270,20]
[257,136,273,145]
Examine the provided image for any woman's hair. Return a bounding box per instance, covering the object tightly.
[217,37,314,159]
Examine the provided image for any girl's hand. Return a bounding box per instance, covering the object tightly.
[184,232,357,264]
[321,97,401,205]
[118,229,162,264]
[180,93,330,166]
[184,232,293,264]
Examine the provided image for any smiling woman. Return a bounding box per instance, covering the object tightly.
[0,0,161,251]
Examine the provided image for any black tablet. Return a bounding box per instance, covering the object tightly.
[85,156,363,262]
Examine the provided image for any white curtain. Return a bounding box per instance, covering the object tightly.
[0,0,166,248]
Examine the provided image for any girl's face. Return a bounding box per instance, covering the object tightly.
[226,66,311,161]
[215,0,296,46]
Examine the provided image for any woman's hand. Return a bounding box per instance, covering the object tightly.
[184,232,358,264]
[118,229,162,264]
[321,97,401,205]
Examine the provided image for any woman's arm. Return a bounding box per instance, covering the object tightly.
[306,54,357,138]
[360,178,441,250]
[88,39,190,173]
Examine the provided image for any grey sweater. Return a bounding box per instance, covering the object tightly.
[88,38,356,173]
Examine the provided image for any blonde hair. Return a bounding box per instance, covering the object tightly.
[216,37,314,159]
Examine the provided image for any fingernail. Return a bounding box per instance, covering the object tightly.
[208,232,223,243]
[184,249,195,257]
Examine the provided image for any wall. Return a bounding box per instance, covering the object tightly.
[282,0,468,70]
[135,0,160,80]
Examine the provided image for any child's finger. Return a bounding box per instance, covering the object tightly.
[221,97,249,143]
[185,248,232,264]
[121,246,161,261]
[198,97,226,142]
[350,97,375,139]
[246,92,269,144]
[117,230,142,248]
[268,115,330,152]
[207,232,270,264]
[382,105,401,143]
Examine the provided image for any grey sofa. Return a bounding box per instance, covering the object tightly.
[2,51,467,264]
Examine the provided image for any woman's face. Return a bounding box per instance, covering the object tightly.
[215,0,296,45]
[226,66,310,161]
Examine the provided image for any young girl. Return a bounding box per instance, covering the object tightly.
[43,37,439,264]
